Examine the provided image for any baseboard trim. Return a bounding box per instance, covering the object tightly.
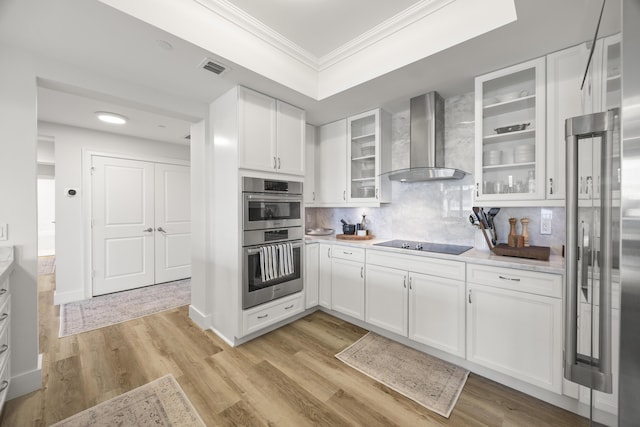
[188,304,211,329]
[8,360,42,400]
[53,289,86,305]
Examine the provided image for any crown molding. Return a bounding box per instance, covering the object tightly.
[193,0,457,72]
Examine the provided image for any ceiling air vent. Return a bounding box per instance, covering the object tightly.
[199,58,229,76]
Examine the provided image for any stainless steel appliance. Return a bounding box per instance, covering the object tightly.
[242,177,304,309]
[373,240,472,255]
[243,177,303,231]
[564,110,619,415]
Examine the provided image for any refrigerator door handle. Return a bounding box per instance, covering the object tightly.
[564,110,615,394]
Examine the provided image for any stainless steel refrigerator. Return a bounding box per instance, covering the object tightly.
[564,1,640,425]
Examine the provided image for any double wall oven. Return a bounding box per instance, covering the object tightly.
[242,177,304,309]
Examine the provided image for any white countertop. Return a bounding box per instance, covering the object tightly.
[305,235,564,275]
[0,246,15,282]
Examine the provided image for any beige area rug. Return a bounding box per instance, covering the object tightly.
[336,332,470,418]
[38,256,56,275]
[59,279,191,337]
[51,374,205,427]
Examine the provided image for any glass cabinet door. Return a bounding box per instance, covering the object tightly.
[347,110,379,202]
[474,57,546,202]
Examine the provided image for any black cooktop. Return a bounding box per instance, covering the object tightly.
[374,240,472,255]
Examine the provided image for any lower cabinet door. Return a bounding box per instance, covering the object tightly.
[318,244,332,309]
[365,264,407,336]
[409,272,466,358]
[331,258,364,320]
[466,283,562,393]
[305,244,319,309]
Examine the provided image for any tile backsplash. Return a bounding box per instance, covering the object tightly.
[306,92,566,255]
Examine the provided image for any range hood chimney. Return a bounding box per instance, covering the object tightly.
[383,91,467,182]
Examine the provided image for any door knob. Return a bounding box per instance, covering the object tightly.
[157,226,166,233]
[143,227,153,232]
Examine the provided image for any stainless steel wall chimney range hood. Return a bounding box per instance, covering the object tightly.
[382,92,468,182]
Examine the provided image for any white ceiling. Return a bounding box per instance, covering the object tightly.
[0,0,622,145]
[225,0,423,58]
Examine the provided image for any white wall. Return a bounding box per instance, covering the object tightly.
[0,43,41,399]
[37,122,190,304]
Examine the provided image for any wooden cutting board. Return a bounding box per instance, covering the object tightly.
[491,244,550,261]
[336,234,375,240]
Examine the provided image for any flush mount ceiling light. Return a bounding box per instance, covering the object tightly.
[95,111,128,125]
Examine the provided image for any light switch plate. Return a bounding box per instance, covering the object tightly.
[0,223,7,241]
[540,209,552,235]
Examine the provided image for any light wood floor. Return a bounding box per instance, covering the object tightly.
[1,272,588,426]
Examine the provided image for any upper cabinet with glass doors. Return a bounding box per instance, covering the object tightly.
[346,109,391,205]
[474,57,546,203]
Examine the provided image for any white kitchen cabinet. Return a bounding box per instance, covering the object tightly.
[474,57,546,204]
[409,272,466,358]
[316,120,348,204]
[318,243,332,309]
[238,87,305,176]
[466,264,563,393]
[331,247,365,320]
[365,264,408,336]
[305,243,319,309]
[304,124,317,205]
[366,249,466,357]
[242,292,304,336]
[346,109,391,204]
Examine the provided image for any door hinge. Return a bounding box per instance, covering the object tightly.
[90,166,95,175]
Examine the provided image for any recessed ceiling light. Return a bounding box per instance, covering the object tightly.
[95,111,128,125]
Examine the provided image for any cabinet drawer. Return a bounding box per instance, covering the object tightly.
[0,318,8,374]
[243,293,303,336]
[467,264,562,298]
[367,249,465,281]
[331,245,365,262]
[0,354,9,414]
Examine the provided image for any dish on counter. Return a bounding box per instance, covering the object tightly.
[305,228,335,236]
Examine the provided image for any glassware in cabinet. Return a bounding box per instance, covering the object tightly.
[348,110,379,202]
[475,57,546,202]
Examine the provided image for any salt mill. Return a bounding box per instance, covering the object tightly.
[521,217,530,247]
[508,218,518,247]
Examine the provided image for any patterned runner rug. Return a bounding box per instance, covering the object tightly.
[38,256,56,275]
[50,374,205,427]
[59,279,190,337]
[336,332,470,418]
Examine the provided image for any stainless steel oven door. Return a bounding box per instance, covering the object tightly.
[242,240,303,309]
[243,192,302,231]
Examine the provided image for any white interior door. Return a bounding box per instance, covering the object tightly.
[92,156,155,296]
[154,163,191,283]
[37,178,56,256]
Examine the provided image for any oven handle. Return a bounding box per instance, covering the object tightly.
[246,241,304,255]
[245,193,302,201]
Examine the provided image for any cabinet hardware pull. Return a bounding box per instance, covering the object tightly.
[0,289,6,295]
[580,176,583,194]
[0,380,8,393]
[375,188,379,199]
[278,157,281,169]
[343,251,352,255]
[312,191,316,201]
[0,344,7,354]
[469,290,472,303]
[328,248,331,258]
[360,267,364,278]
[498,275,521,282]
[403,276,407,288]
[284,304,294,310]
[549,178,553,195]
[257,314,269,319]
[409,277,412,290]
[343,190,346,200]
[476,182,480,197]
[143,227,153,232]
[0,313,8,321]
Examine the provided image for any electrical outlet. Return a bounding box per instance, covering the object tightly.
[540,209,552,235]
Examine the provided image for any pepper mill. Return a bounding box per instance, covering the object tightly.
[521,217,530,247]
[508,218,518,247]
